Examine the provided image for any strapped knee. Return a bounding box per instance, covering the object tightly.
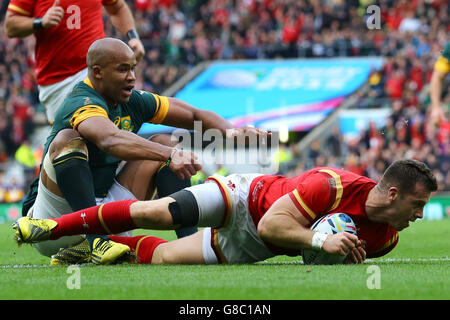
[53,137,88,163]
[43,138,88,183]
[168,190,199,227]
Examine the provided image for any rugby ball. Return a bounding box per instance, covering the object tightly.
[302,213,357,265]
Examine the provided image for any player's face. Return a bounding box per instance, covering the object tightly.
[103,51,137,105]
[389,184,431,231]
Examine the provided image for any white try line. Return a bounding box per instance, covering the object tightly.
[258,257,450,265]
[0,263,91,269]
[365,257,450,263]
[1,257,449,268]
[0,264,54,269]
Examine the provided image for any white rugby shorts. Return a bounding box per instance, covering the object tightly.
[185,173,276,264]
[38,68,88,123]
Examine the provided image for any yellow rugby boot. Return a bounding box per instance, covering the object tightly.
[50,239,92,266]
[12,217,57,245]
[91,237,130,265]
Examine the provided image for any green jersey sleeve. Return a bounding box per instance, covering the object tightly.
[442,42,450,61]
[127,90,170,126]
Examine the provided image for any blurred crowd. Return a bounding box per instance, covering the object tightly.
[0,0,449,203]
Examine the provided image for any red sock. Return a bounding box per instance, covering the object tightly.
[50,199,138,240]
[109,235,167,264]
[108,235,144,251]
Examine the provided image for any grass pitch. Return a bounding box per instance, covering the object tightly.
[0,219,448,300]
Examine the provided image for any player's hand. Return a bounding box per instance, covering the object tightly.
[226,126,271,146]
[344,240,367,264]
[42,0,64,29]
[322,232,360,257]
[168,149,202,180]
[128,38,145,62]
[429,106,447,128]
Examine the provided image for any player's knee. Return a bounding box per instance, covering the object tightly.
[149,242,175,264]
[132,199,174,228]
[49,129,88,161]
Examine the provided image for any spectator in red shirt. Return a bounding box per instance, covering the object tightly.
[4,0,145,124]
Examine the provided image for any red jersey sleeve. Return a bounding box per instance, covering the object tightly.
[367,230,399,258]
[288,171,338,223]
[8,0,34,16]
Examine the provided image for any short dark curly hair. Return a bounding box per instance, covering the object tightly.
[378,159,438,194]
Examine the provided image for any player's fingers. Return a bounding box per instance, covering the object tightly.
[357,246,366,261]
[343,232,359,246]
[256,129,269,145]
[49,7,64,19]
[193,162,202,171]
[47,19,60,27]
[186,152,200,168]
[347,250,358,264]
[50,15,63,23]
[338,247,347,256]
[351,247,363,264]
[53,6,65,14]
[133,45,145,61]
[360,239,367,249]
[48,13,63,24]
[186,167,197,179]
[185,164,197,177]
[171,150,186,166]
[177,170,186,181]
[341,235,356,251]
[190,151,200,163]
[54,11,65,21]
[225,128,238,139]
[334,239,349,256]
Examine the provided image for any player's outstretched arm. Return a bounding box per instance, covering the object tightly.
[258,194,362,258]
[4,11,35,37]
[162,97,235,134]
[78,116,201,179]
[257,194,320,251]
[103,0,145,61]
[429,68,448,127]
[162,97,270,142]
[78,116,175,161]
[5,1,64,38]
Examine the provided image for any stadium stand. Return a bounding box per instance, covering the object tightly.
[0,0,448,205]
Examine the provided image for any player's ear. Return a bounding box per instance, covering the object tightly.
[387,187,399,202]
[92,65,103,79]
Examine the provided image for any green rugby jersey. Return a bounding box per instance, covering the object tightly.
[442,41,450,61]
[42,77,170,198]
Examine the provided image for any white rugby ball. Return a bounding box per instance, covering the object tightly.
[302,213,357,265]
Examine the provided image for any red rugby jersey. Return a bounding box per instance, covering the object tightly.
[8,0,117,85]
[248,168,399,258]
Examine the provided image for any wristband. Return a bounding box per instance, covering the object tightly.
[311,232,328,250]
[165,148,178,166]
[126,29,140,40]
[33,18,44,30]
